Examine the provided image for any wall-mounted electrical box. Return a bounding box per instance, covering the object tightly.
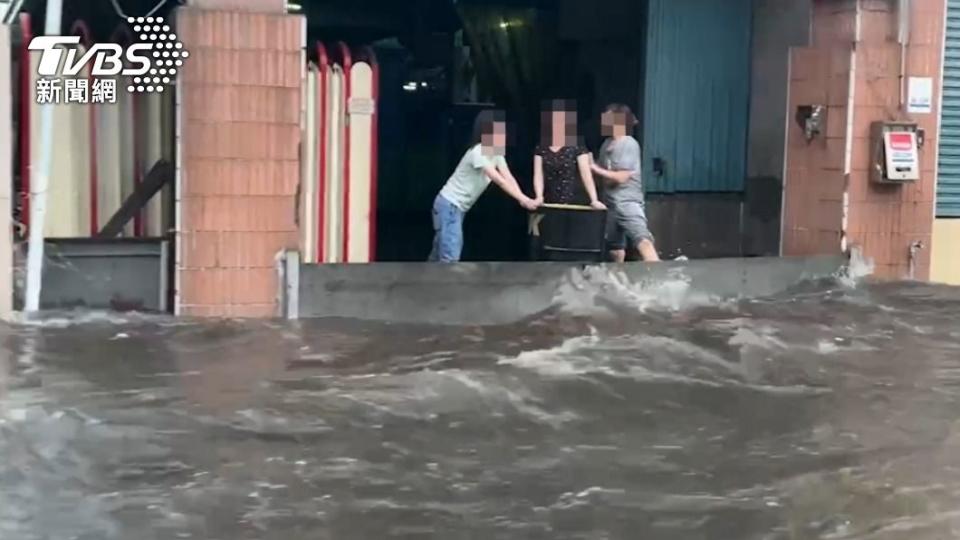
[870,121,920,184]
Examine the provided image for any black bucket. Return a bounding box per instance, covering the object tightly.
[528,205,607,262]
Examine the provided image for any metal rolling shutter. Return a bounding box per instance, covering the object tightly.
[642,0,752,193]
[938,0,960,217]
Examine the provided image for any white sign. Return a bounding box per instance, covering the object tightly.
[908,77,933,114]
[883,131,920,181]
[348,97,376,116]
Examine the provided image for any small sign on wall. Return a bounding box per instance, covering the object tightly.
[348,98,376,116]
[908,77,933,114]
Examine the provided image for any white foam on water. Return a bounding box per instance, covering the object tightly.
[727,323,789,351]
[438,369,579,427]
[11,310,170,329]
[499,334,606,378]
[498,332,832,396]
[553,265,732,316]
[500,332,742,377]
[718,317,876,357]
[550,486,628,510]
[817,340,841,354]
[835,248,875,288]
[301,368,579,427]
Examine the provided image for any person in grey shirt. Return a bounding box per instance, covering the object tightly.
[591,103,660,262]
[429,110,539,263]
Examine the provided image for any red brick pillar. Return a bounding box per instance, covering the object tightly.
[783,0,944,279]
[782,1,855,259]
[175,5,304,317]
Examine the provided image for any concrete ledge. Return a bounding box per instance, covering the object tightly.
[294,255,848,325]
[14,238,170,312]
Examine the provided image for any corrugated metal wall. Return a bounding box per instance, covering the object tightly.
[642,0,752,193]
[938,0,960,217]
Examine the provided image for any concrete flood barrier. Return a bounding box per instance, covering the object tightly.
[283,254,850,325]
[14,238,170,312]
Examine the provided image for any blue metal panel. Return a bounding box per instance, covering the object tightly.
[642,0,752,193]
[938,0,960,217]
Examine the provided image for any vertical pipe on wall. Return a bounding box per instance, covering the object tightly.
[842,2,862,254]
[24,0,64,313]
[18,14,32,235]
[779,50,792,257]
[898,0,912,108]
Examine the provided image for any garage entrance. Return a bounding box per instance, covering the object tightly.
[13,0,780,267]
[331,0,756,261]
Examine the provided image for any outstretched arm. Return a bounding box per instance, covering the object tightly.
[577,153,606,209]
[593,140,641,186]
[497,161,538,208]
[485,164,536,210]
[533,155,545,203]
[591,163,632,185]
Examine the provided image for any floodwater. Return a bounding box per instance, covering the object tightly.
[2,273,960,539]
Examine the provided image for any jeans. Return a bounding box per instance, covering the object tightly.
[428,194,465,262]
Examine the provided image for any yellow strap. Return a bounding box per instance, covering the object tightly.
[539,203,600,211]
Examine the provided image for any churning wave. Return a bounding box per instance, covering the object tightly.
[552,265,731,316]
[550,253,871,317]
[5,252,960,539]
[496,329,834,396]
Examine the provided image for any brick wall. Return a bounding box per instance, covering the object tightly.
[783,0,856,256]
[846,0,943,279]
[175,8,304,317]
[783,0,945,280]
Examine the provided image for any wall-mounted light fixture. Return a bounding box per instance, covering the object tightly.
[795,105,826,142]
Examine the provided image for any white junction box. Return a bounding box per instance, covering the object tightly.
[884,131,920,181]
[871,121,921,183]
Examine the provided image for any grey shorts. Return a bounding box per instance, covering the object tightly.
[605,201,655,251]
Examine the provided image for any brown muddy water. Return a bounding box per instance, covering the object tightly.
[1,274,960,539]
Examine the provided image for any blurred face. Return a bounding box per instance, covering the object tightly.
[601,110,616,137]
[543,100,578,146]
[481,121,507,155]
[600,111,634,137]
[551,110,567,135]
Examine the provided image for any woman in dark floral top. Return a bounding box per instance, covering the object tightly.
[533,99,606,210]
